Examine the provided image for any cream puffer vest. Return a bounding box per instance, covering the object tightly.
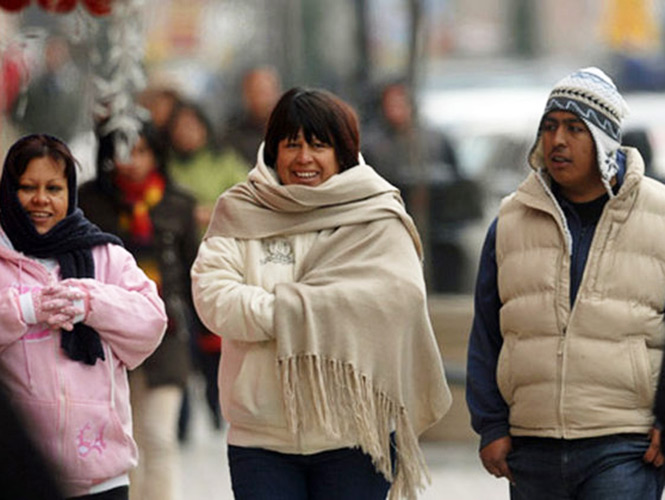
[496,148,665,439]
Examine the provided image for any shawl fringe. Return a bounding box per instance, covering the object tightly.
[278,354,430,500]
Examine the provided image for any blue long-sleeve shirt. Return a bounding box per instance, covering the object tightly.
[466,156,626,449]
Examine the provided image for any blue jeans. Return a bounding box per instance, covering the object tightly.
[227,444,393,500]
[507,434,665,500]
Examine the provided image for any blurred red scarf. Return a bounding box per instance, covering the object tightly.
[115,170,165,244]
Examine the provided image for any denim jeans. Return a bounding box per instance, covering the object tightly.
[508,434,665,500]
[227,444,393,500]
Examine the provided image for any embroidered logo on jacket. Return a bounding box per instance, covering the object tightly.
[76,422,107,457]
[261,238,294,265]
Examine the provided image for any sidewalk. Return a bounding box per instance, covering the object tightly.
[179,384,509,500]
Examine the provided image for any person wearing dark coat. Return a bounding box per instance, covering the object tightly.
[78,120,198,500]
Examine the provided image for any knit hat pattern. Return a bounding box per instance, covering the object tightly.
[530,67,630,197]
[544,67,628,143]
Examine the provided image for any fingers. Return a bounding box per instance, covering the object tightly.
[39,283,89,326]
[482,457,515,484]
[59,321,74,332]
[45,307,83,331]
[643,443,663,467]
[480,436,515,484]
[46,318,74,331]
[502,464,516,485]
[644,428,664,467]
[56,280,90,320]
[481,458,502,477]
[40,298,70,311]
[41,299,82,315]
[42,284,86,302]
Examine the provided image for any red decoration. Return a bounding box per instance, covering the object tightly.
[0,0,31,12]
[1,51,26,111]
[37,0,77,12]
[81,0,112,16]
[0,0,113,15]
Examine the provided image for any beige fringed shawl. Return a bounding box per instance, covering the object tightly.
[206,147,452,499]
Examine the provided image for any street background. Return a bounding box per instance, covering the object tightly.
[3,0,665,294]
[2,1,665,498]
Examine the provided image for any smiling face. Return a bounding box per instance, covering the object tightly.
[275,129,340,186]
[17,156,69,234]
[541,110,604,202]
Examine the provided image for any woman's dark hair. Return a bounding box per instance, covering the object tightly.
[263,87,360,171]
[166,99,218,154]
[2,134,78,214]
[95,118,168,192]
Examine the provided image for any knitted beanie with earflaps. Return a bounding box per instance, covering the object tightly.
[528,67,630,197]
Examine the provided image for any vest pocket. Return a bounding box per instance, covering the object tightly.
[497,336,515,404]
[628,337,652,407]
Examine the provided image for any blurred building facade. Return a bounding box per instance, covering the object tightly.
[2,0,664,137]
[132,0,665,107]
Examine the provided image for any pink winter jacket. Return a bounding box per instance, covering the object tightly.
[0,237,167,497]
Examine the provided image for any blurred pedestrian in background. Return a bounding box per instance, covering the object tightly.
[167,99,249,233]
[0,134,167,500]
[166,98,249,440]
[467,67,665,500]
[138,86,183,145]
[10,36,86,143]
[220,65,282,165]
[363,79,482,292]
[363,79,459,188]
[191,87,451,499]
[78,120,198,500]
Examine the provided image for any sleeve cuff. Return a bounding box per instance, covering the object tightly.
[19,291,37,325]
[479,422,511,450]
[71,298,86,323]
[255,291,275,338]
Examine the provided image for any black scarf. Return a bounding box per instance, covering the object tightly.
[0,161,122,366]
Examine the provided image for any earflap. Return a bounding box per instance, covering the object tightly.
[584,119,621,198]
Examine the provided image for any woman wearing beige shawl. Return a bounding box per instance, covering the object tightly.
[191,87,452,500]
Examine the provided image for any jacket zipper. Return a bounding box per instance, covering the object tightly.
[557,332,566,435]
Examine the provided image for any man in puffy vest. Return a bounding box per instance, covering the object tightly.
[466,67,665,499]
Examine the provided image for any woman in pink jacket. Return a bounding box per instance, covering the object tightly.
[0,134,167,500]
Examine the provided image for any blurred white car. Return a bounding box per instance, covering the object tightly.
[417,84,549,290]
[622,92,665,181]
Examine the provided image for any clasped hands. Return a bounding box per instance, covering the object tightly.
[31,280,89,331]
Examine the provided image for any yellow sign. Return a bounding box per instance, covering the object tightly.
[602,0,661,52]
